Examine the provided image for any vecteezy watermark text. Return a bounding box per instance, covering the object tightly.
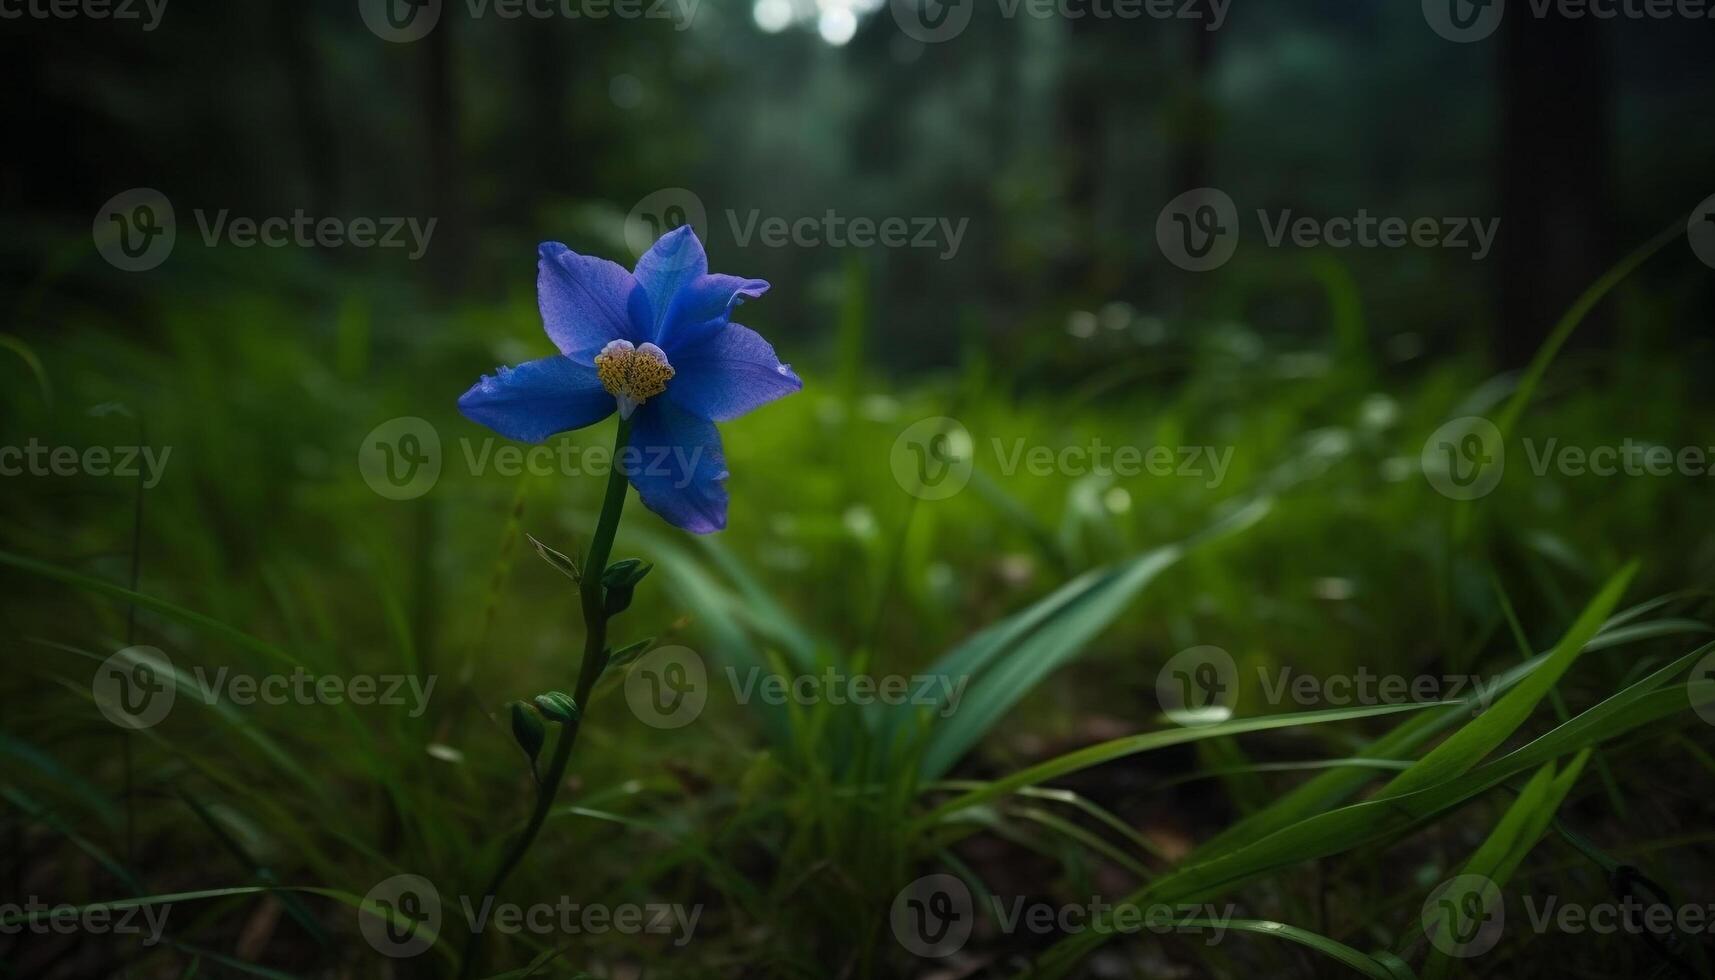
[889,0,1227,44]
[889,416,1233,500]
[0,0,167,29]
[1422,872,1715,960]
[358,0,697,43]
[889,874,1237,959]
[94,189,436,271]
[1155,188,1499,272]
[0,898,170,946]
[93,647,436,730]
[1421,416,1715,501]
[0,439,170,487]
[358,417,709,500]
[623,190,969,260]
[359,874,699,958]
[725,210,968,260]
[1155,646,1502,727]
[191,210,435,259]
[1425,0,1715,44]
[621,646,969,728]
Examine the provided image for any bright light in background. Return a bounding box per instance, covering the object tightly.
[752,0,792,32]
[753,0,880,44]
[817,7,856,44]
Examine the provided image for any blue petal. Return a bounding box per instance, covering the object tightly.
[458,355,615,443]
[630,226,708,343]
[659,274,771,352]
[625,399,728,533]
[666,323,804,423]
[538,242,641,357]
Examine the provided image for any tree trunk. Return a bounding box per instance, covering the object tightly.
[1496,9,1611,368]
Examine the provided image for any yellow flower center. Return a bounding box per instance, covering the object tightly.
[594,340,675,418]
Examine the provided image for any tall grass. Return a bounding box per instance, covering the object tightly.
[2,236,1713,977]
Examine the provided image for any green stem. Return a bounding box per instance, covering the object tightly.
[458,417,631,978]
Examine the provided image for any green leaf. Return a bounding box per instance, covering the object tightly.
[1377,562,1635,799]
[0,332,52,406]
[1421,753,1588,980]
[606,636,655,670]
[1193,600,1708,860]
[1033,641,1713,978]
[1177,919,1410,980]
[908,496,1272,782]
[526,533,580,583]
[918,701,1435,829]
[915,543,1184,780]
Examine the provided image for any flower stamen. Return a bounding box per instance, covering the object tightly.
[594,340,675,419]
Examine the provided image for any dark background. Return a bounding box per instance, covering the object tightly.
[4,0,1712,370]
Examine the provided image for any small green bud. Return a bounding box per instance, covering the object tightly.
[509,701,545,763]
[602,559,653,615]
[533,691,581,724]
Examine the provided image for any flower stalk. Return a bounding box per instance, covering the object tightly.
[458,417,632,979]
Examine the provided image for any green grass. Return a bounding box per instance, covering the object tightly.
[2,240,1714,978]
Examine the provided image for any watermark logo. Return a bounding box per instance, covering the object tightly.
[1422,874,1504,958]
[1422,416,1504,500]
[625,645,708,729]
[891,874,974,958]
[359,0,442,41]
[1423,0,1504,42]
[1430,0,1715,41]
[889,0,1225,41]
[1157,188,1239,272]
[1689,193,1715,270]
[623,648,967,727]
[1158,190,1499,271]
[360,419,714,500]
[1424,418,1715,500]
[625,188,708,264]
[95,658,436,728]
[361,0,696,39]
[890,417,975,500]
[1691,648,1715,727]
[891,419,1232,499]
[360,874,442,957]
[890,0,973,40]
[360,417,443,500]
[889,878,1238,957]
[96,191,435,269]
[360,875,698,954]
[1156,645,1238,726]
[94,188,175,272]
[93,646,176,730]
[627,190,969,260]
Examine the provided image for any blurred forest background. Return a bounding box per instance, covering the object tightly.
[4,0,1712,366]
[3,1,1715,978]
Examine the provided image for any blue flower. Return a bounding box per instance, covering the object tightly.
[458,226,802,533]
